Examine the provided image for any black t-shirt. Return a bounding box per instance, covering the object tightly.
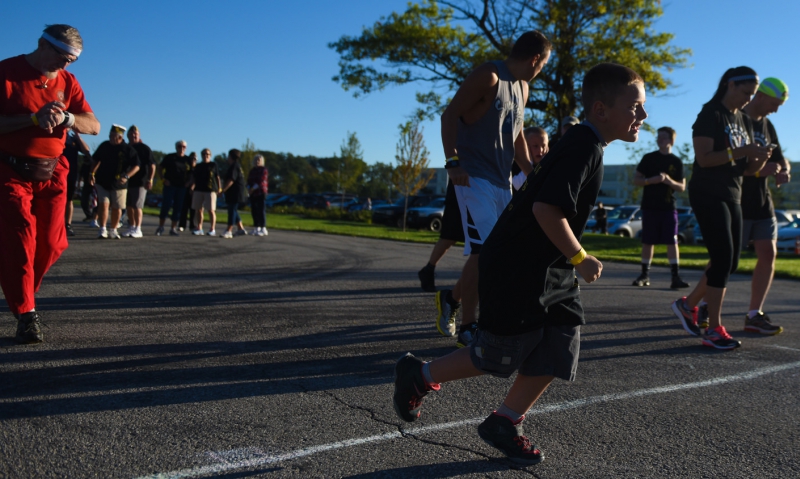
[193,162,219,193]
[223,162,246,203]
[637,151,683,211]
[128,142,154,187]
[160,153,191,186]
[741,116,782,220]
[92,141,140,191]
[62,134,81,175]
[478,125,605,335]
[688,100,752,203]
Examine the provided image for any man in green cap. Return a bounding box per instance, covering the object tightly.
[736,77,790,335]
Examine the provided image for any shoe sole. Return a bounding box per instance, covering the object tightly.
[477,433,544,466]
[434,292,455,337]
[632,280,650,287]
[701,339,741,350]
[671,301,700,337]
[744,325,784,335]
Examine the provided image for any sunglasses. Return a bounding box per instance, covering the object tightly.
[46,41,78,64]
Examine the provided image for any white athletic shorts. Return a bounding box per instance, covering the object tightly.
[454,177,512,256]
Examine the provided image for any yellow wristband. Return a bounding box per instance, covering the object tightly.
[31,113,39,126]
[755,170,760,178]
[445,155,458,163]
[569,248,587,266]
[727,147,734,163]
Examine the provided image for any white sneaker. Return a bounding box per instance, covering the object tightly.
[97,228,108,239]
[192,229,204,236]
[255,227,266,237]
[207,230,216,236]
[235,229,248,236]
[109,229,121,239]
[130,228,143,238]
[89,220,99,228]
[221,231,233,239]
[262,227,268,236]
[123,227,134,238]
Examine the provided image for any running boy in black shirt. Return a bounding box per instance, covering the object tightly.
[393,63,647,465]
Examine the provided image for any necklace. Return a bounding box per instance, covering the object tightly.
[36,78,48,90]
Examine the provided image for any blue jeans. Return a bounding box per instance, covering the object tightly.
[227,202,241,226]
[160,185,186,222]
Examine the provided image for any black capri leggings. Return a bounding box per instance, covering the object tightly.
[689,190,742,288]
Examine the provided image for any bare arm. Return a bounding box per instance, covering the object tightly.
[662,175,686,192]
[693,137,770,172]
[70,112,100,135]
[532,202,603,283]
[512,82,532,177]
[440,63,499,186]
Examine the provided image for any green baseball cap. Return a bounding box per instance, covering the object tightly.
[758,77,789,101]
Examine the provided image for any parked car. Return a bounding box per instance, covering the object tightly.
[406,197,447,232]
[144,194,162,208]
[776,220,800,253]
[606,205,642,237]
[775,209,794,228]
[675,207,693,215]
[372,195,443,228]
[265,194,292,208]
[677,214,697,244]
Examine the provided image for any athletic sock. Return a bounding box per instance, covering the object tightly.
[670,259,680,277]
[495,404,524,423]
[445,290,460,307]
[641,261,651,275]
[748,310,761,319]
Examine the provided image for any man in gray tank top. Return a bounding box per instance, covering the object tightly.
[434,31,552,348]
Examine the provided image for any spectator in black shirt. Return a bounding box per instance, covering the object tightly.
[190,148,221,236]
[62,129,90,236]
[89,124,140,239]
[219,149,248,239]
[178,151,197,232]
[631,127,688,289]
[739,77,790,335]
[125,125,154,238]
[156,140,191,236]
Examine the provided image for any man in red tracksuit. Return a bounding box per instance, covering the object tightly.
[0,24,100,344]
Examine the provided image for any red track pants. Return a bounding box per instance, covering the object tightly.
[0,156,69,315]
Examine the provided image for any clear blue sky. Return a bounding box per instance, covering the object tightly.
[3,1,799,166]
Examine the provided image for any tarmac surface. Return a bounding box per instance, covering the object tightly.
[1,217,799,478]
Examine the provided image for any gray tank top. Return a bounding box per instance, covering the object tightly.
[456,60,524,189]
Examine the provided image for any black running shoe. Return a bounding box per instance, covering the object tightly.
[418,265,436,292]
[15,311,43,344]
[66,224,75,237]
[392,353,439,422]
[671,297,700,336]
[632,273,650,287]
[477,413,544,465]
[670,275,690,289]
[702,325,741,350]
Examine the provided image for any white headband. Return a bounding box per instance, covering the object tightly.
[41,32,81,57]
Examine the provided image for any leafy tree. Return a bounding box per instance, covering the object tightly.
[359,162,395,201]
[392,120,435,231]
[330,0,691,134]
[322,132,368,207]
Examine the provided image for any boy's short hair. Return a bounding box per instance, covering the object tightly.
[228,148,242,162]
[657,126,676,143]
[582,63,643,110]
[524,126,548,139]
[509,31,551,61]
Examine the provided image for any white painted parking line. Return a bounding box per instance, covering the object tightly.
[771,345,800,353]
[134,360,800,479]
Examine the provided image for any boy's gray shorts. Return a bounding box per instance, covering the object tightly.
[470,325,580,381]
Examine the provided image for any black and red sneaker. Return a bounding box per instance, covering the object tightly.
[392,353,439,422]
[702,325,741,350]
[477,413,544,465]
[671,297,700,336]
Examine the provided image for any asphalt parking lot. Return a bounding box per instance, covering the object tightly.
[1,217,799,478]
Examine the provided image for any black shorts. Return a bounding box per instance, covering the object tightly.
[440,182,465,242]
[470,325,580,381]
[66,168,78,202]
